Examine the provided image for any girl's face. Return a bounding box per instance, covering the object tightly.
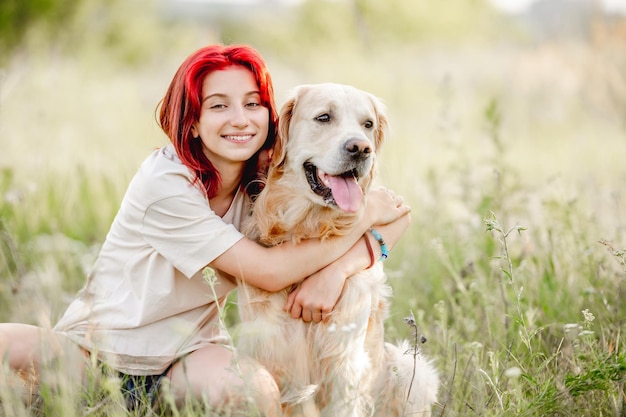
[192,66,269,173]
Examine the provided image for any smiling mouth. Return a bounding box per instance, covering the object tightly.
[303,162,363,213]
[223,134,254,142]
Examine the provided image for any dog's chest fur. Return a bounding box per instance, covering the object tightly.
[247,178,362,246]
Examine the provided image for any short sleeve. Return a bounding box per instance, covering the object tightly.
[140,191,244,279]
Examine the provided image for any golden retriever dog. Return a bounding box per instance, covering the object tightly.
[237,83,439,416]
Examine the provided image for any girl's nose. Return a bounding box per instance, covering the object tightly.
[230,105,249,127]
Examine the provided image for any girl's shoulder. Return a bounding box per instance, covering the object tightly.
[143,144,192,179]
[127,144,202,206]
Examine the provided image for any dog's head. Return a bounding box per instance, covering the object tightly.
[269,83,388,213]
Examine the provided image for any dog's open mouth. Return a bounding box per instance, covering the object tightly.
[304,162,363,213]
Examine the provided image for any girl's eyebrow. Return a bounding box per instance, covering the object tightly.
[202,90,261,103]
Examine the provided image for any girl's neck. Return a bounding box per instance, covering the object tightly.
[216,161,244,195]
[210,162,244,217]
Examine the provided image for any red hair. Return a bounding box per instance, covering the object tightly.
[158,44,278,198]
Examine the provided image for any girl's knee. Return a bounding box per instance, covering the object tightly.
[0,323,86,381]
[166,348,280,415]
[237,357,281,416]
[0,324,41,370]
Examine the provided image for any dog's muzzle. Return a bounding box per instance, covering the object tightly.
[304,162,365,213]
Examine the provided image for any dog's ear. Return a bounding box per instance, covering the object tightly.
[271,93,297,171]
[370,94,388,152]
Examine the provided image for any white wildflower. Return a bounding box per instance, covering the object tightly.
[202,267,218,286]
[504,367,522,379]
[581,309,595,324]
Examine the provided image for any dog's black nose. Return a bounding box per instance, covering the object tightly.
[344,139,372,159]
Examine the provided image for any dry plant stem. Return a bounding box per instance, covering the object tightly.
[438,343,458,417]
[598,239,626,326]
[458,350,479,415]
[402,310,429,417]
[201,268,257,415]
[484,214,529,409]
[484,340,513,409]
[403,310,419,409]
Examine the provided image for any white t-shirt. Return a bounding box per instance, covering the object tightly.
[54,144,248,375]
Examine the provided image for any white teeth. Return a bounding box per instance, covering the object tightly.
[319,171,331,186]
[224,135,253,142]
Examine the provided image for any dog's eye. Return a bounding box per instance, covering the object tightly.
[364,120,374,129]
[315,114,331,123]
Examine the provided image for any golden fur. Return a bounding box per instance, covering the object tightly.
[238,83,438,417]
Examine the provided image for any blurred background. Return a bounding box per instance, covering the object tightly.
[2,0,625,180]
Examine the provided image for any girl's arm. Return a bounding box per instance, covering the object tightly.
[284,211,411,322]
[210,187,409,292]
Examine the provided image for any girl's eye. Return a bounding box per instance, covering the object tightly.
[315,114,331,123]
[364,120,374,129]
[246,102,260,108]
[210,104,226,109]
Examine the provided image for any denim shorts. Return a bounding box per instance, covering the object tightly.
[118,362,174,411]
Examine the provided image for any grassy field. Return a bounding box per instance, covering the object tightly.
[1,1,626,415]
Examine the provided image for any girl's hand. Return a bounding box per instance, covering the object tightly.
[284,264,346,323]
[283,190,411,323]
[365,187,410,226]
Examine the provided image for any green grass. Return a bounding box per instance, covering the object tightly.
[1,0,626,415]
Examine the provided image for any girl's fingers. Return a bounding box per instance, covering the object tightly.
[284,290,296,312]
[290,303,303,320]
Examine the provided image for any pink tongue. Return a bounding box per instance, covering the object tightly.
[327,175,363,212]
